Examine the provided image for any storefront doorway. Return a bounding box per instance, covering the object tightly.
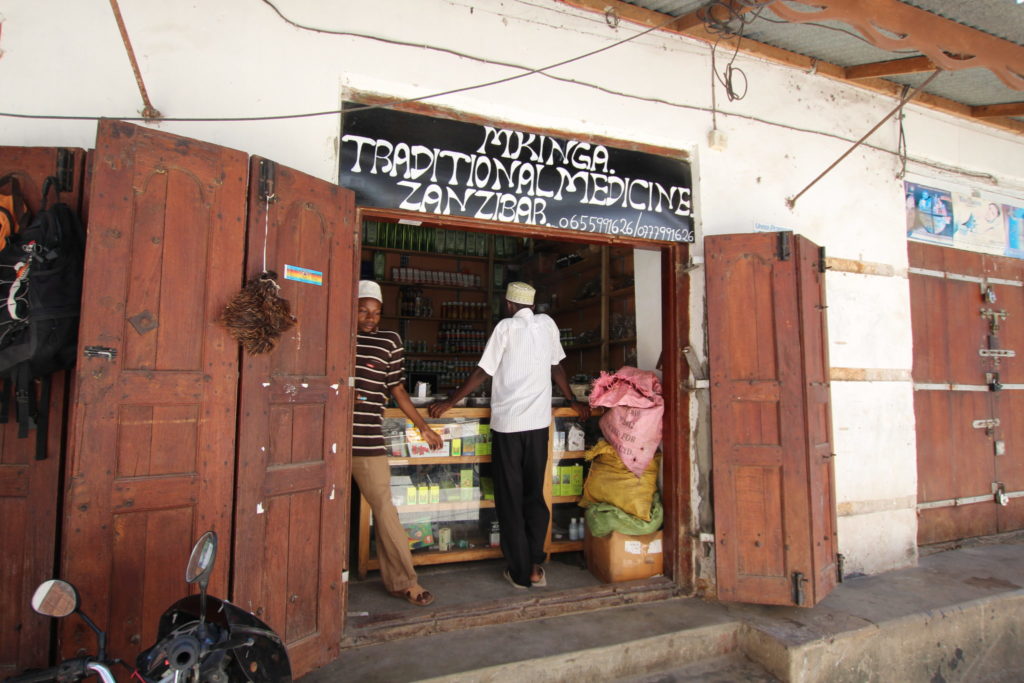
[344,214,689,640]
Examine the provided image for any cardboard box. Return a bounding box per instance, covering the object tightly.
[584,529,663,583]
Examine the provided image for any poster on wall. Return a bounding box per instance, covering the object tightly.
[906,180,1024,258]
[340,102,694,243]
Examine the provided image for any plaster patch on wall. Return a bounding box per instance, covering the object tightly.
[831,367,913,382]
[838,495,916,517]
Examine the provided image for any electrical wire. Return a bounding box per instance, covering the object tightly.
[0,3,1004,185]
[896,85,910,178]
[701,0,776,102]
[0,1,680,123]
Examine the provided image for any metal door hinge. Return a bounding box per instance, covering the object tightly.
[979,348,1015,358]
[837,553,845,583]
[347,376,356,387]
[792,571,808,606]
[83,346,117,360]
[56,148,75,192]
[258,159,277,201]
[778,232,791,261]
[818,246,828,273]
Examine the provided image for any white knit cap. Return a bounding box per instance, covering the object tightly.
[358,280,382,302]
[505,281,535,305]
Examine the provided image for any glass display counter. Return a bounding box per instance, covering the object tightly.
[356,406,603,578]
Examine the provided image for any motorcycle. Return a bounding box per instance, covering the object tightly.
[5,531,291,683]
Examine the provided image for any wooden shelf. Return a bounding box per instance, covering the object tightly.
[536,256,602,281]
[380,317,487,325]
[553,451,587,460]
[363,245,493,262]
[367,546,503,571]
[565,341,603,351]
[379,280,486,293]
[551,495,583,504]
[406,352,479,359]
[387,455,492,466]
[396,500,495,513]
[546,540,584,553]
[608,336,637,346]
[386,407,491,419]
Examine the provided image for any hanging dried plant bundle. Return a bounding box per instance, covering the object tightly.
[220,271,296,355]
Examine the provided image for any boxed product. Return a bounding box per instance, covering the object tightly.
[584,528,663,583]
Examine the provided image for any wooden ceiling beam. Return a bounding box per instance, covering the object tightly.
[845,56,936,80]
[554,0,1024,136]
[664,0,758,33]
[771,0,1024,91]
[972,102,1024,119]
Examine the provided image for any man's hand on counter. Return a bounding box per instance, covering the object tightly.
[571,400,591,421]
[428,400,453,418]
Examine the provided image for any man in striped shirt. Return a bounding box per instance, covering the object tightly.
[430,282,589,588]
[354,280,442,606]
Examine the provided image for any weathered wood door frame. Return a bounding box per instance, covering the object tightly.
[352,207,694,591]
[0,147,87,675]
[706,231,838,607]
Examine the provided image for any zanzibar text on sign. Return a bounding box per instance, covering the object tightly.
[340,104,693,243]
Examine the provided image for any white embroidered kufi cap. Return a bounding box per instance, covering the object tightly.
[358,280,383,302]
[505,281,535,305]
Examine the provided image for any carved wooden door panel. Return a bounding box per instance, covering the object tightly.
[706,232,838,607]
[61,120,247,662]
[0,146,86,675]
[231,158,357,677]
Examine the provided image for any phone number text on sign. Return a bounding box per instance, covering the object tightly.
[557,214,694,243]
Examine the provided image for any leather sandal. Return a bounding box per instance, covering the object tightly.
[530,566,547,587]
[389,587,435,606]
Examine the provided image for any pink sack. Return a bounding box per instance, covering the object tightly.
[590,366,663,409]
[590,367,663,477]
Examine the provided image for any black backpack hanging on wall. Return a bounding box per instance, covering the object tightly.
[0,176,85,459]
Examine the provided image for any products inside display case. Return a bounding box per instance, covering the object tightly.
[357,409,505,575]
[356,407,607,577]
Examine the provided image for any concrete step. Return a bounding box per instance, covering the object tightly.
[302,537,1024,682]
[309,598,744,683]
[617,654,780,682]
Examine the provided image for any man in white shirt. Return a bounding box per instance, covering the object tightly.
[430,282,589,588]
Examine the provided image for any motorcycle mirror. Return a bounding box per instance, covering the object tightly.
[31,579,79,618]
[186,531,217,588]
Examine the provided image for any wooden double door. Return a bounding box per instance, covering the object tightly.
[910,242,1024,544]
[1,122,358,678]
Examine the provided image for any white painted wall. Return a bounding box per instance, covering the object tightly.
[3,0,1023,578]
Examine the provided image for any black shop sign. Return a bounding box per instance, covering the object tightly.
[340,103,694,243]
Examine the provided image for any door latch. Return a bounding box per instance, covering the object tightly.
[994,483,1009,507]
[980,308,1008,334]
[792,571,808,606]
[83,346,118,360]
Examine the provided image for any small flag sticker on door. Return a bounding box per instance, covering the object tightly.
[283,264,323,286]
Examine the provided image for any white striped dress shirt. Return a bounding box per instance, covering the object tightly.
[479,308,565,433]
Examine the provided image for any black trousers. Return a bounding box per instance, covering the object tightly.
[492,427,550,587]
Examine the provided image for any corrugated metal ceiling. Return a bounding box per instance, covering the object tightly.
[617,0,1024,126]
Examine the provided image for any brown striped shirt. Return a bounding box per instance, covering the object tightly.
[353,330,405,457]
